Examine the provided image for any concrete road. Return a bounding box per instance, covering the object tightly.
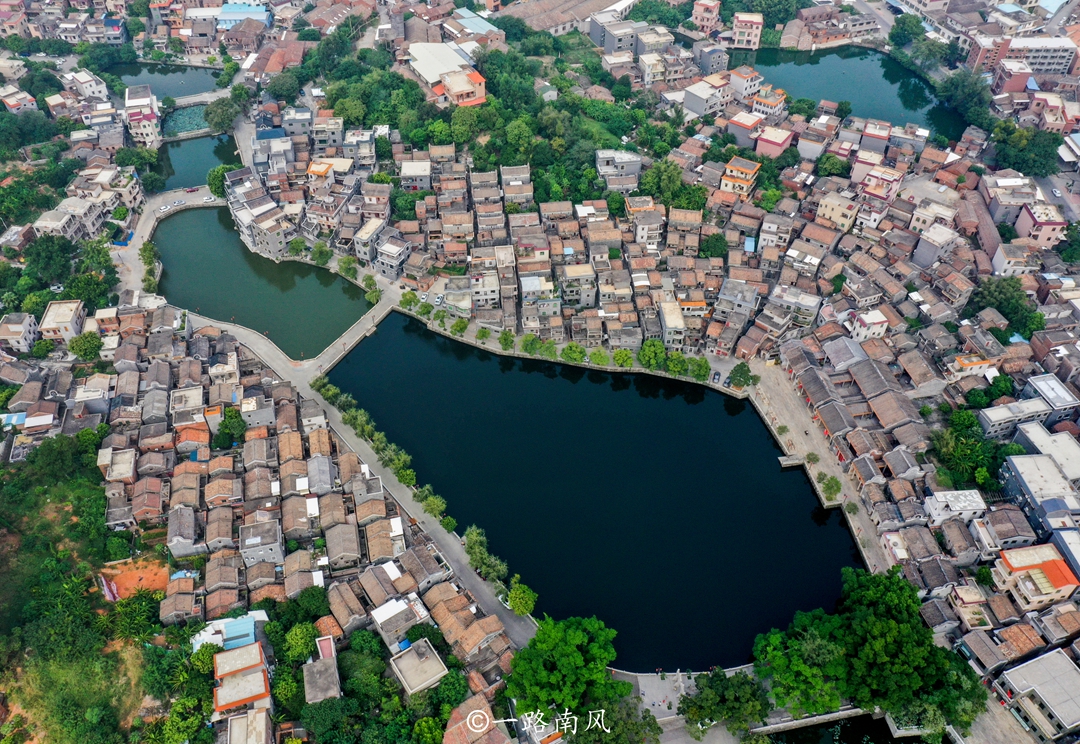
[1036,175,1080,222]
[1046,0,1080,34]
[852,0,896,34]
[114,185,218,293]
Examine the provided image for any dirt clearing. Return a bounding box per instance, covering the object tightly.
[100,556,169,599]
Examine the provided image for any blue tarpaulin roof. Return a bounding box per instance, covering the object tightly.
[745,237,756,253]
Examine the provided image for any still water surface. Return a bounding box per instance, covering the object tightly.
[330,314,862,672]
[154,208,370,358]
[733,47,966,140]
[153,135,240,191]
[107,62,220,99]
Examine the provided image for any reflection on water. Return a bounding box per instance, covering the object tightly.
[730,46,966,140]
[330,314,861,672]
[154,208,369,358]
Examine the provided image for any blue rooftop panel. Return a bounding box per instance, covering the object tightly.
[221,617,257,650]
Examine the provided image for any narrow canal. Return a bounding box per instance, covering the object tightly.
[107,62,220,99]
[329,314,862,672]
[153,134,240,191]
[732,46,966,140]
[154,208,370,358]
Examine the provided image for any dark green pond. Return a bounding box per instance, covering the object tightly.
[107,62,220,99]
[154,208,370,358]
[329,314,862,672]
[732,46,966,140]
[153,134,239,191]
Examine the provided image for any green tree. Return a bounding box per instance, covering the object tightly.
[589,349,609,366]
[23,234,76,284]
[284,622,318,664]
[560,342,587,364]
[68,331,103,361]
[936,67,993,129]
[288,238,306,256]
[498,330,515,350]
[816,153,851,178]
[441,516,458,532]
[450,317,468,336]
[729,361,756,388]
[507,574,538,616]
[688,356,710,382]
[266,71,300,102]
[679,670,771,738]
[752,0,796,26]
[822,476,842,500]
[311,243,332,266]
[754,608,846,716]
[572,697,662,744]
[213,406,247,449]
[699,233,727,258]
[992,120,1063,177]
[230,83,251,105]
[206,164,238,198]
[975,566,993,587]
[422,495,447,517]
[786,97,817,118]
[413,718,443,744]
[606,191,625,217]
[967,275,1045,339]
[31,338,54,358]
[450,105,478,144]
[190,643,221,675]
[506,616,632,714]
[996,222,1019,242]
[476,327,491,342]
[637,339,667,370]
[639,159,684,205]
[1056,221,1080,263]
[418,302,434,318]
[910,36,948,71]
[835,100,852,120]
[613,349,633,368]
[889,13,925,46]
[203,98,240,132]
[337,255,357,279]
[665,350,688,376]
[612,74,632,101]
[399,290,419,309]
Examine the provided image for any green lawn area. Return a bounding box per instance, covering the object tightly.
[558,30,600,65]
[580,118,622,149]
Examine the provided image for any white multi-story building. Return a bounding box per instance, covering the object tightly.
[123,84,162,149]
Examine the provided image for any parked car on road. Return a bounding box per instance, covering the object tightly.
[420,293,428,302]
[172,200,185,206]
[203,196,216,202]
[712,371,721,383]
[159,205,171,213]
[185,187,198,193]
[1053,189,1063,198]
[434,294,444,305]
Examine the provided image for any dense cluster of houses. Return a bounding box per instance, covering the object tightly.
[0,286,514,744]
